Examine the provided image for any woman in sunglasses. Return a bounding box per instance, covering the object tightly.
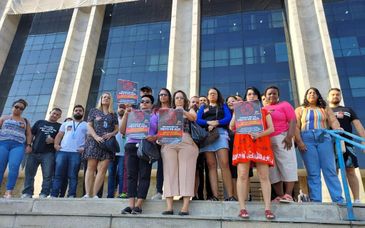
[0,99,32,198]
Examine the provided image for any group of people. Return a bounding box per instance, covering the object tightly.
[0,85,364,220]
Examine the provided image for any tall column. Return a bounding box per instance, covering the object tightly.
[46,5,105,119]
[189,0,200,97]
[285,0,341,100]
[0,0,21,75]
[167,0,196,97]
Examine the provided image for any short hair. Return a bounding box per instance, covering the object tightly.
[73,104,85,112]
[51,107,62,113]
[190,95,199,99]
[328,88,341,94]
[12,99,28,108]
[264,85,280,97]
[141,94,154,104]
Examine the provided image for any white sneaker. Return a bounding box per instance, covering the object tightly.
[92,195,99,199]
[39,194,47,199]
[151,192,162,200]
[354,199,361,204]
[21,193,32,199]
[82,194,90,198]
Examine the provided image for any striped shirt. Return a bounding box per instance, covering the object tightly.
[300,107,328,131]
[0,118,27,144]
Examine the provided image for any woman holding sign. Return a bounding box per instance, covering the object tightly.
[160,90,199,215]
[230,87,275,219]
[120,95,158,214]
[197,87,235,201]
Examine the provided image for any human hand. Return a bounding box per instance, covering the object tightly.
[102,132,114,140]
[77,147,85,153]
[94,135,104,143]
[146,135,157,142]
[282,136,293,150]
[25,145,32,153]
[54,144,61,151]
[45,136,54,144]
[297,142,307,152]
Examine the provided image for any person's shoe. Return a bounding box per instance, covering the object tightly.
[265,210,276,219]
[271,196,282,203]
[162,210,174,215]
[93,195,99,199]
[178,211,189,216]
[121,206,132,214]
[67,195,75,198]
[280,194,294,203]
[3,192,12,199]
[192,196,199,200]
[151,192,162,200]
[39,194,48,199]
[131,207,142,214]
[82,194,90,199]
[238,209,249,219]
[117,192,128,199]
[21,193,32,199]
[225,196,237,201]
[208,196,219,201]
[354,199,361,204]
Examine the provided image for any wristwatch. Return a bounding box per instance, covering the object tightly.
[26,144,32,147]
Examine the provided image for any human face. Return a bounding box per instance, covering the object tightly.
[265,88,279,105]
[246,89,258,102]
[140,98,152,110]
[199,97,208,107]
[328,90,341,106]
[49,110,62,122]
[226,97,237,110]
[306,89,318,105]
[101,93,111,106]
[140,90,152,96]
[12,103,25,115]
[235,96,243,102]
[118,104,126,117]
[159,90,170,103]
[174,92,185,108]
[208,89,218,103]
[190,97,199,109]
[73,107,84,118]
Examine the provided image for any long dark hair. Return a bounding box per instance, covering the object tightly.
[156,88,172,108]
[208,87,224,108]
[244,87,262,102]
[302,87,327,109]
[172,90,189,111]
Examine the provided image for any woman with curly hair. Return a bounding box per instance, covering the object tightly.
[294,87,343,203]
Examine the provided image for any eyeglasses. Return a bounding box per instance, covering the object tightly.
[141,100,151,104]
[175,97,185,100]
[159,94,168,97]
[14,105,25,111]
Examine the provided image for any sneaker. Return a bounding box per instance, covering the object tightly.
[39,194,48,199]
[151,192,162,200]
[208,196,219,201]
[67,195,75,198]
[354,199,361,204]
[21,193,32,199]
[121,206,132,214]
[93,195,99,199]
[3,193,12,199]
[225,196,237,201]
[280,194,294,203]
[82,194,90,198]
[117,193,128,199]
[131,207,142,214]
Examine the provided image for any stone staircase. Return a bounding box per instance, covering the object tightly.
[1,198,365,228]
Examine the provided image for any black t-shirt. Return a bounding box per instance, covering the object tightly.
[31,120,61,153]
[332,106,358,142]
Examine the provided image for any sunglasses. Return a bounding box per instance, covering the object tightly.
[159,94,168,97]
[141,100,151,104]
[14,105,25,111]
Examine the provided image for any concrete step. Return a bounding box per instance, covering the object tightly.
[0,198,365,227]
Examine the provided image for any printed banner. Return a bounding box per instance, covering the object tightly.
[158,108,184,144]
[234,100,264,134]
[126,110,150,139]
[117,79,138,105]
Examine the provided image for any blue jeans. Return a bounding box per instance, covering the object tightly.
[107,155,125,198]
[22,152,55,196]
[0,140,25,190]
[301,130,343,203]
[51,151,81,197]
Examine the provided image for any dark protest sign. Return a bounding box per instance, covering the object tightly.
[234,100,263,134]
[158,108,183,144]
[117,79,138,105]
[126,110,150,139]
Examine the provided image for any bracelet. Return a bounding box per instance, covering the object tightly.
[26,144,32,147]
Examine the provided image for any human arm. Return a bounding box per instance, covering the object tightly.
[229,112,235,131]
[120,106,132,135]
[103,113,119,140]
[282,103,296,150]
[352,119,365,151]
[294,107,307,152]
[184,108,197,122]
[53,131,65,151]
[250,113,274,140]
[25,119,32,153]
[326,107,342,130]
[196,105,208,126]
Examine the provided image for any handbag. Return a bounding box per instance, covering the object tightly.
[202,127,219,147]
[99,136,120,153]
[137,139,160,163]
[190,122,208,147]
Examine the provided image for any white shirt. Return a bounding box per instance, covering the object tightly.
[59,120,88,152]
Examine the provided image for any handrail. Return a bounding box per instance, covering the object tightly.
[325,130,365,221]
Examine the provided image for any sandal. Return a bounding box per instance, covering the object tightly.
[265,210,275,220]
[280,194,294,203]
[238,209,249,219]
